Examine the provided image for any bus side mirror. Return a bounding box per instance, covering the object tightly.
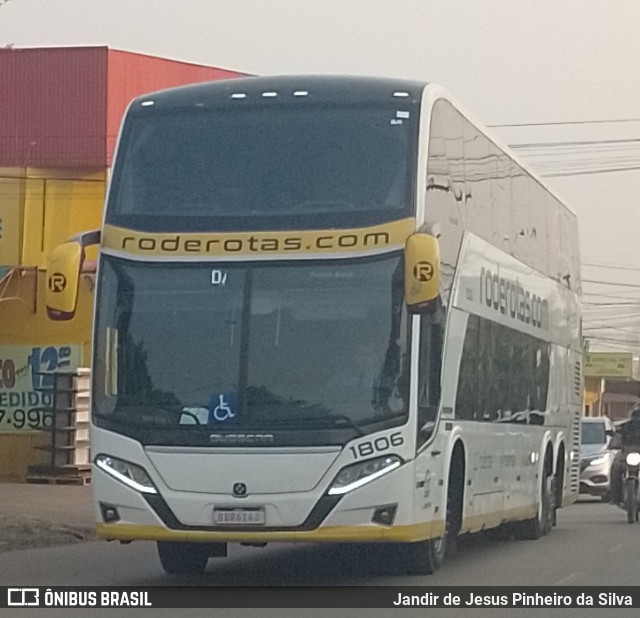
[46,229,101,321]
[404,233,440,314]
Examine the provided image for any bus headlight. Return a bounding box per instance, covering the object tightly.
[95,454,158,494]
[328,455,402,495]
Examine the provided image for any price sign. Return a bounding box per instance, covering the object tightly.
[0,344,82,432]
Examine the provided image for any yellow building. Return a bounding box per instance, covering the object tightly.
[0,46,245,480]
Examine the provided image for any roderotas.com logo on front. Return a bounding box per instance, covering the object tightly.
[7,588,39,606]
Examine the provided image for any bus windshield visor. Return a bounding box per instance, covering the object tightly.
[93,254,410,444]
[107,104,415,230]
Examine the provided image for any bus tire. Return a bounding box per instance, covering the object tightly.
[401,451,461,575]
[401,537,445,575]
[157,541,209,575]
[515,472,554,540]
[553,447,564,526]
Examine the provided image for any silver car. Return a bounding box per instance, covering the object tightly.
[580,416,616,501]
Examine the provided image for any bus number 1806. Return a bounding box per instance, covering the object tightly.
[349,432,404,459]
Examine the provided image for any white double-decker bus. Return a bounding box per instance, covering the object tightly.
[47,75,582,575]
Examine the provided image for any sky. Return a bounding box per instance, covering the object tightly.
[2,0,640,352]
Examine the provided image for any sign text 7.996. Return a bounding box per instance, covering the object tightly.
[0,408,52,430]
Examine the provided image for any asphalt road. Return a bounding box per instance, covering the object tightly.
[1,498,638,617]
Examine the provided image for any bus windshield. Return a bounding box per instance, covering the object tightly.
[106,103,416,231]
[93,253,410,445]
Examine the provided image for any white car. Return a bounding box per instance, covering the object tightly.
[580,416,616,501]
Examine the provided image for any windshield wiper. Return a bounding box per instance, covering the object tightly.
[95,402,205,429]
[306,413,365,436]
[276,411,408,435]
[94,411,177,430]
[355,410,409,427]
[264,413,365,436]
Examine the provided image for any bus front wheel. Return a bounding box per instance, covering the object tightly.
[157,541,210,575]
[401,536,445,575]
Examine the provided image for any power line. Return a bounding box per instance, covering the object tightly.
[584,313,640,321]
[510,137,640,149]
[584,317,640,324]
[583,279,640,288]
[583,327,640,335]
[585,334,640,343]
[583,299,640,306]
[582,290,640,300]
[542,165,640,178]
[582,262,640,273]
[584,312,640,321]
[490,118,640,128]
[586,335,640,341]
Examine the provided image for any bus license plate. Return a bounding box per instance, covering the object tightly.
[213,508,265,525]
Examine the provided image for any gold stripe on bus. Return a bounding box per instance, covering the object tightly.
[96,520,445,544]
[102,218,415,259]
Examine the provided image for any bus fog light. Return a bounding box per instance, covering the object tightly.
[95,454,158,494]
[328,455,402,495]
[100,503,121,523]
[372,504,397,526]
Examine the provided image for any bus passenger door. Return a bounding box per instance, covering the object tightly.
[413,310,446,524]
[453,313,507,532]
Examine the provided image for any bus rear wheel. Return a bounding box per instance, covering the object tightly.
[515,473,554,540]
[157,541,210,575]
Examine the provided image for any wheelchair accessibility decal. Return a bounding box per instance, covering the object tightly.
[208,393,237,423]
